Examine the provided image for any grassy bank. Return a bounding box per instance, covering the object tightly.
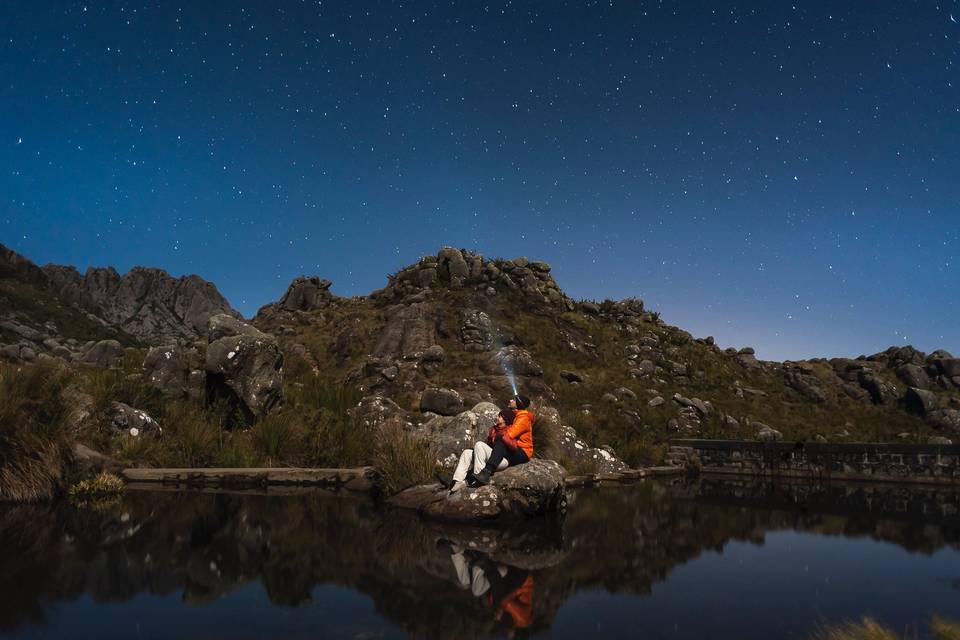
[0,361,436,502]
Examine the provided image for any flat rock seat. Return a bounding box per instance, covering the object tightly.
[388,459,567,523]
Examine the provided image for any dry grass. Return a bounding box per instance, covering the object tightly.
[811,617,901,640]
[68,472,125,498]
[373,417,435,494]
[0,362,72,502]
[810,616,960,640]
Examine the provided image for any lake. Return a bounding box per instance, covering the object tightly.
[2,477,960,639]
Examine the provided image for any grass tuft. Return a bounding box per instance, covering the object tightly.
[373,417,435,494]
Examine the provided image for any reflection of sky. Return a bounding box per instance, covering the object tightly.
[2,2,958,360]
[555,531,960,639]
[9,531,960,639]
[9,584,408,640]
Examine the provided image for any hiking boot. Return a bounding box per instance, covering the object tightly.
[473,469,492,485]
[448,480,467,495]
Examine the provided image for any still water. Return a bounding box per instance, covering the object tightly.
[3,477,960,639]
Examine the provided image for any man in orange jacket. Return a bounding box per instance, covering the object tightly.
[473,395,534,485]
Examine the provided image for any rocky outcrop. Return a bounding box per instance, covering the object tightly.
[204,314,283,421]
[276,276,334,312]
[0,243,48,285]
[388,459,567,522]
[372,302,438,360]
[535,406,628,474]
[375,247,574,311]
[42,264,238,343]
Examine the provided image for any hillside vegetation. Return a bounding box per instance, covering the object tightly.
[2,244,959,501]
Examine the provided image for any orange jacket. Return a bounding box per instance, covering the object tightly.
[503,410,534,459]
[495,575,534,629]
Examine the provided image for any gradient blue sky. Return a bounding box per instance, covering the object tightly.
[2,1,957,360]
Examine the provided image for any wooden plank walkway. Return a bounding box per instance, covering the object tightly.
[121,466,379,493]
[564,465,683,487]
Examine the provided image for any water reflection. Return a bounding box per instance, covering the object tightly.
[1,478,960,638]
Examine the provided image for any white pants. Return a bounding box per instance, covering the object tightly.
[450,551,490,596]
[452,441,509,482]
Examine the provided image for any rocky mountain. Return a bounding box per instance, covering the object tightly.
[250,246,960,465]
[4,243,959,468]
[0,243,239,362]
[42,262,239,342]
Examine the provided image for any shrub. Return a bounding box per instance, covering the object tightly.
[0,362,72,502]
[373,418,434,494]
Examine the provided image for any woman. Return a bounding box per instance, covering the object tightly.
[444,408,516,495]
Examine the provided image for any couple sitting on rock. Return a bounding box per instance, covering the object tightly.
[440,395,535,494]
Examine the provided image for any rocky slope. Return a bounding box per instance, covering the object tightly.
[4,243,960,470]
[0,243,239,361]
[252,246,960,466]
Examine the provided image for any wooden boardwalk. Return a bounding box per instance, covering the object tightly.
[120,464,682,494]
[121,466,379,493]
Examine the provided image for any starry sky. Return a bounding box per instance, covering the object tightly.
[2,1,958,361]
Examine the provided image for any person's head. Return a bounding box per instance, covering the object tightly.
[511,395,531,410]
[498,408,516,426]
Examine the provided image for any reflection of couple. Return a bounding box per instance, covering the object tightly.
[441,395,535,495]
[445,542,534,638]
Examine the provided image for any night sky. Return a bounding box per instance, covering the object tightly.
[2,2,958,361]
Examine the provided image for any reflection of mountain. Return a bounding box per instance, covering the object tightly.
[1,479,959,636]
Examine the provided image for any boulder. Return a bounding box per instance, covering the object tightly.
[108,402,162,437]
[933,358,960,378]
[614,387,637,401]
[82,339,125,368]
[896,364,932,390]
[277,276,333,311]
[419,402,500,467]
[437,247,469,286]
[858,372,899,405]
[71,442,124,474]
[419,388,464,416]
[204,314,283,420]
[389,459,567,523]
[755,423,783,442]
[143,344,199,398]
[927,409,960,434]
[905,387,938,415]
[668,406,702,434]
[559,370,585,384]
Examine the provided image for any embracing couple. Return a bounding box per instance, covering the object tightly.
[439,395,535,495]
